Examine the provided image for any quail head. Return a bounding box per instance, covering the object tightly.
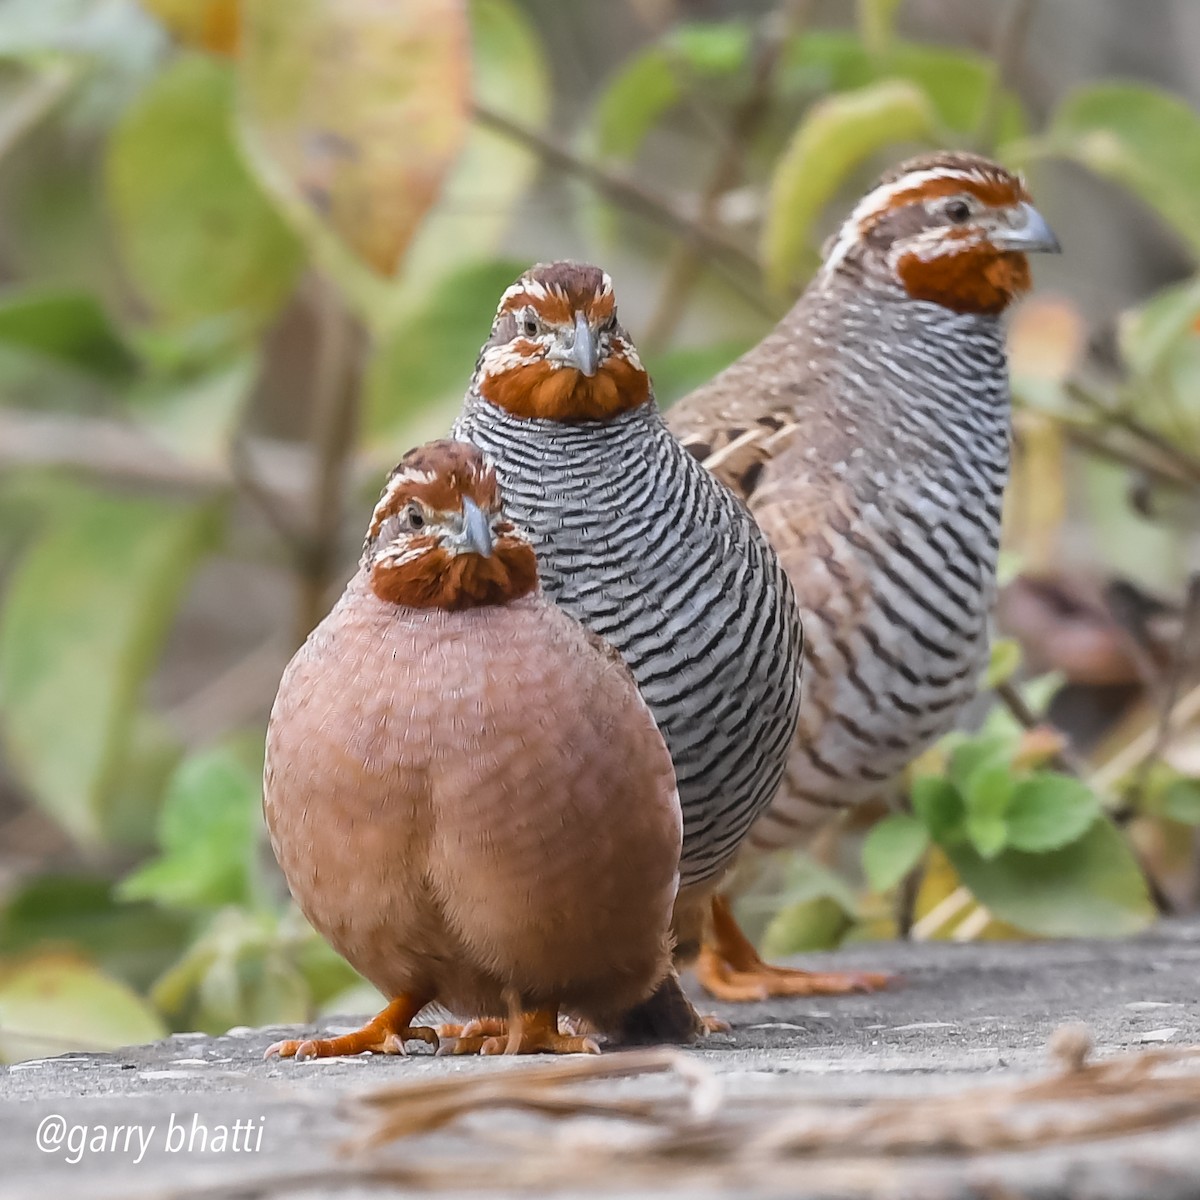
[262,440,682,1058]
[453,262,804,1040]
[667,152,1061,1000]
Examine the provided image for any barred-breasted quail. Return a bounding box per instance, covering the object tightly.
[667,152,1060,998]
[263,441,682,1058]
[453,263,804,1037]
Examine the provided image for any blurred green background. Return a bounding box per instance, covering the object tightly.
[0,0,1197,1061]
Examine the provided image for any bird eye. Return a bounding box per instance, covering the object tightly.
[405,504,425,530]
[945,198,972,224]
[521,316,539,338]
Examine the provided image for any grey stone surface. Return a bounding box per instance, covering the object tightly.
[2,923,1200,1199]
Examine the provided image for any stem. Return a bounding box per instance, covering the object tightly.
[1067,382,1200,487]
[642,0,814,352]
[1125,575,1200,810]
[995,680,1089,776]
[472,102,770,318]
[294,276,368,646]
[976,0,1037,153]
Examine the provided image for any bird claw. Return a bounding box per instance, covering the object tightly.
[438,1010,600,1056]
[264,1025,439,1061]
[698,894,895,1001]
[264,997,440,1061]
[696,945,896,1001]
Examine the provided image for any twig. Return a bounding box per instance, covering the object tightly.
[1059,420,1197,493]
[642,0,814,351]
[995,679,1090,776]
[1125,575,1200,809]
[976,0,1038,152]
[1067,381,1200,487]
[229,435,311,561]
[909,885,973,940]
[471,102,773,317]
[1092,679,1200,794]
[294,277,367,645]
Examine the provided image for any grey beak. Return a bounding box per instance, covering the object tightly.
[460,497,493,558]
[994,201,1061,254]
[565,309,599,377]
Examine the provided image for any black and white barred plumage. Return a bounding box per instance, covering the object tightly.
[454,394,803,889]
[667,152,1059,850]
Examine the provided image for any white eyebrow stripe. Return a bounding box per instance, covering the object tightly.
[821,166,1010,274]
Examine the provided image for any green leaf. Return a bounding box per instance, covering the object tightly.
[0,289,137,382]
[106,54,302,328]
[780,34,1026,143]
[947,734,1015,792]
[1163,778,1200,825]
[127,355,258,469]
[761,79,937,291]
[119,747,263,911]
[761,895,852,957]
[0,492,220,843]
[1005,773,1101,852]
[946,818,1154,938]
[911,775,966,845]
[862,813,929,893]
[0,953,166,1062]
[0,875,191,992]
[1118,275,1200,378]
[1044,83,1200,260]
[591,20,750,162]
[365,257,528,443]
[963,762,1015,859]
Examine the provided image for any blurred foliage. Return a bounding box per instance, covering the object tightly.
[0,0,1196,1059]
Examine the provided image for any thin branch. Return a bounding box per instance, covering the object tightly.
[294,276,367,646]
[1067,381,1200,487]
[471,102,773,317]
[976,0,1038,152]
[995,679,1089,776]
[1126,575,1200,807]
[1059,420,1198,492]
[642,0,814,351]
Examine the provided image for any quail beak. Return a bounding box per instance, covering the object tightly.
[458,497,494,558]
[992,201,1061,254]
[558,309,599,377]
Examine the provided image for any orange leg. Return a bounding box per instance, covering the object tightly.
[264,994,439,1061]
[443,1007,599,1056]
[695,895,895,1002]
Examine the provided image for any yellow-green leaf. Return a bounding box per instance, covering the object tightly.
[239,0,470,280]
[761,79,936,291]
[862,813,929,893]
[0,954,166,1062]
[1045,83,1200,260]
[946,819,1154,938]
[0,493,220,843]
[106,54,302,328]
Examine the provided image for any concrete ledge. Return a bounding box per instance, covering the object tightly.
[4,922,1200,1198]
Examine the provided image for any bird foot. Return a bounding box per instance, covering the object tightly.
[696,945,894,1001]
[265,995,438,1061]
[439,1009,599,1056]
[697,894,895,1002]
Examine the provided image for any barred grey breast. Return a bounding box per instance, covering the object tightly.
[454,395,802,888]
